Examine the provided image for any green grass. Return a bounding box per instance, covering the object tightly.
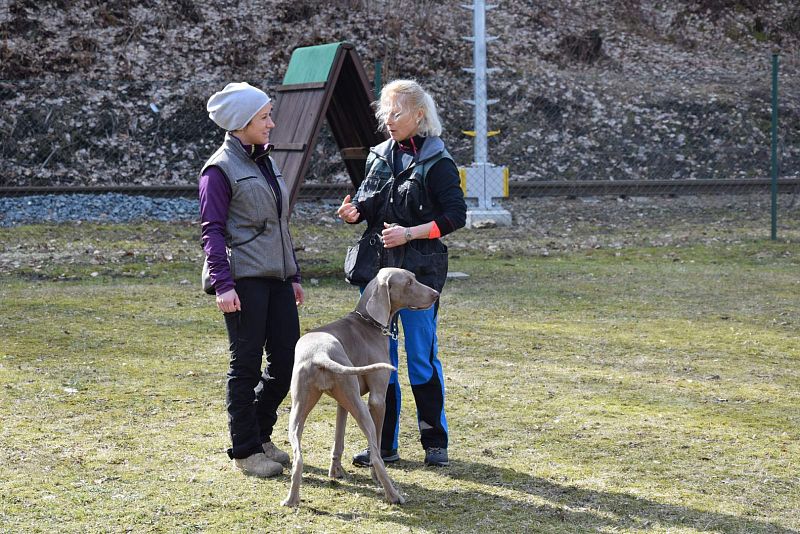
[1,212,799,533]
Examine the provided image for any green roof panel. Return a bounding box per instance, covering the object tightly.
[282,42,344,85]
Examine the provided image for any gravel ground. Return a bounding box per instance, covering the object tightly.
[0,193,358,227]
[0,194,199,227]
[2,192,798,248]
[0,193,797,280]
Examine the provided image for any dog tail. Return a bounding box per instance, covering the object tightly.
[313,358,395,376]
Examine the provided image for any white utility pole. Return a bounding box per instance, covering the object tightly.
[461,0,511,227]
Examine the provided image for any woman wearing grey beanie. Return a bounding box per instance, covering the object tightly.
[199,82,304,478]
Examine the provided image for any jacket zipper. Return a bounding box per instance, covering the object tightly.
[264,166,288,281]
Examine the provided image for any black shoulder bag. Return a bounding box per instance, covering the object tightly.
[344,178,404,286]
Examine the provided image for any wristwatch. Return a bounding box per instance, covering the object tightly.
[404,227,413,242]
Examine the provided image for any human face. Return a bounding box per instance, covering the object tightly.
[237,102,274,145]
[384,97,423,142]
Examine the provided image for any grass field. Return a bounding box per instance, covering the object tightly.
[1,196,799,533]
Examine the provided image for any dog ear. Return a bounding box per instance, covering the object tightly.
[366,275,391,326]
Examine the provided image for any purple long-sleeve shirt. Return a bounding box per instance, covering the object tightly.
[199,139,301,295]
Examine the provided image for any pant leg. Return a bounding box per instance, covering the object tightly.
[356,285,402,452]
[224,277,270,459]
[401,303,448,449]
[381,334,402,451]
[254,279,299,444]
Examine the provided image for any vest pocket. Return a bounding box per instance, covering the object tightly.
[358,168,392,200]
[394,174,434,221]
[402,242,448,292]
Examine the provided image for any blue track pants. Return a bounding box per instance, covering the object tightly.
[382,303,448,450]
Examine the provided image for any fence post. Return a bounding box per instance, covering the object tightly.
[770,53,779,241]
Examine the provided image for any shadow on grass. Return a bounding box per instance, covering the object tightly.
[438,460,797,533]
[290,462,797,533]
[282,465,389,508]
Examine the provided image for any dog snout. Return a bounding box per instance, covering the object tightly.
[420,284,439,308]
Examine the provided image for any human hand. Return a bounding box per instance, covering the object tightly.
[381,222,410,248]
[337,194,360,223]
[216,288,241,313]
[292,282,305,306]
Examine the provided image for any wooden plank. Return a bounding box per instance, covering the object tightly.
[272,88,326,143]
[275,82,327,92]
[340,147,369,159]
[271,143,306,151]
[324,51,385,189]
[270,86,329,201]
[282,46,348,207]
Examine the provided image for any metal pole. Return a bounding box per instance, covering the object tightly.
[770,53,779,241]
[473,0,488,165]
[459,1,510,225]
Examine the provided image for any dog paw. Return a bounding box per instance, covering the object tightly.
[329,463,346,479]
[387,493,406,505]
[281,496,300,507]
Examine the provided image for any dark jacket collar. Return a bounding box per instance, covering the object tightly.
[371,135,445,165]
[397,135,424,154]
[225,132,273,161]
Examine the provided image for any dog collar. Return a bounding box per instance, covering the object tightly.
[353,311,398,340]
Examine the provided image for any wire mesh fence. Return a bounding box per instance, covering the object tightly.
[0,79,227,190]
[440,60,800,202]
[0,56,798,201]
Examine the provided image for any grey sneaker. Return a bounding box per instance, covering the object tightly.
[424,447,449,467]
[262,441,290,466]
[352,447,400,467]
[234,452,283,477]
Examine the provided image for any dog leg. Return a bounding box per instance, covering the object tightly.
[281,388,323,507]
[367,390,388,454]
[334,387,405,505]
[329,404,348,479]
[367,396,384,486]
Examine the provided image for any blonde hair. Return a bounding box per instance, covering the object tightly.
[375,79,443,137]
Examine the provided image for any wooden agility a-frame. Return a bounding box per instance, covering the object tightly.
[269,42,386,208]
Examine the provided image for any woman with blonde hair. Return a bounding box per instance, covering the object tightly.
[338,79,466,467]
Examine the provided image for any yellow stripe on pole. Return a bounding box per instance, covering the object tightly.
[462,130,501,137]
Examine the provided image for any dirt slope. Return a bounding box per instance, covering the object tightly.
[1,0,798,186]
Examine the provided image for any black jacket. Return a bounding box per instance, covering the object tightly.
[350,136,466,291]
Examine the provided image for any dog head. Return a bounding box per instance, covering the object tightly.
[362,268,440,326]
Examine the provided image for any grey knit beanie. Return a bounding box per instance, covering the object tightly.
[207,82,271,131]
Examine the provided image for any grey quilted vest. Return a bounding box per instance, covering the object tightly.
[201,133,297,287]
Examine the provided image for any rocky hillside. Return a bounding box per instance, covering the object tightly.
[1,0,798,187]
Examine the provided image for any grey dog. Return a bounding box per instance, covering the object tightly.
[281,268,440,507]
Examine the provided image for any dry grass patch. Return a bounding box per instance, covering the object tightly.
[0,214,798,532]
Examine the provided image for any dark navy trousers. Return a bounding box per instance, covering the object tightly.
[223,277,299,459]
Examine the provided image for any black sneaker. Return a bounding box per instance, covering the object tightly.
[424,447,449,467]
[352,447,400,467]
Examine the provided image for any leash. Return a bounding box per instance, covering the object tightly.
[353,310,399,341]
